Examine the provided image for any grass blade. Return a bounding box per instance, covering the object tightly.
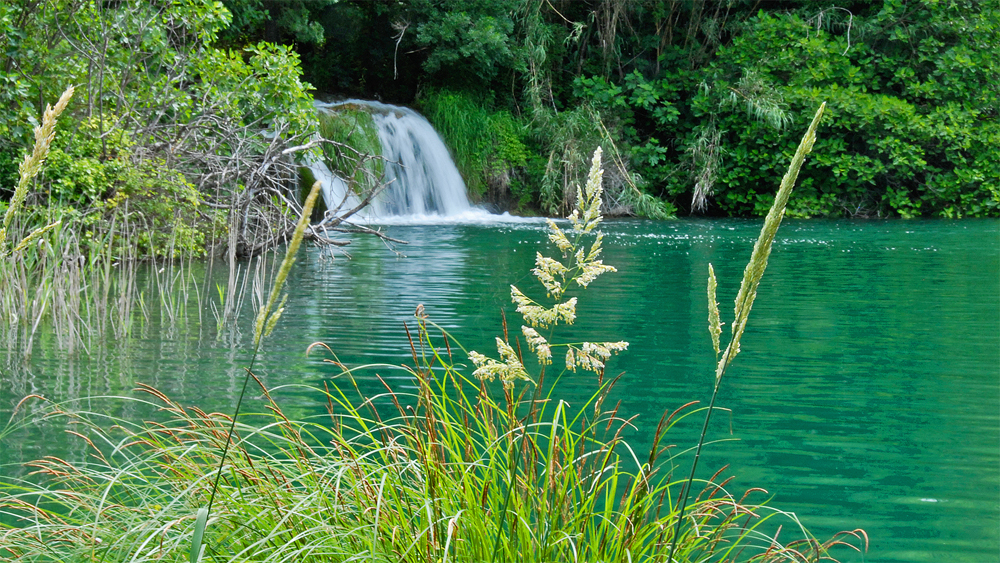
[190,507,208,563]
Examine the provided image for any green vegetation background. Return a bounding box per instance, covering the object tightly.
[1,0,998,258]
[225,0,999,219]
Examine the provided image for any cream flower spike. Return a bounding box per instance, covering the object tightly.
[533,253,569,299]
[546,220,574,254]
[470,146,626,385]
[565,341,629,374]
[522,326,552,365]
[469,338,532,389]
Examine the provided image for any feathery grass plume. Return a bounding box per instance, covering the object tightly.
[471,146,626,376]
[721,102,826,379]
[564,340,629,373]
[0,85,74,254]
[511,286,577,329]
[469,338,532,389]
[253,180,322,348]
[533,253,569,298]
[707,263,722,356]
[569,146,605,233]
[667,102,827,563]
[546,219,573,253]
[521,326,552,364]
[11,220,61,254]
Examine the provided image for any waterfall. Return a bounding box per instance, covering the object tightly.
[311,100,476,222]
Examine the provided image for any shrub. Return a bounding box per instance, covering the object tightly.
[36,115,217,259]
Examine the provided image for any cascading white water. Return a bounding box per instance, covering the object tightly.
[311,100,478,222]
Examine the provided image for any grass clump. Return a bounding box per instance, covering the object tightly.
[419,89,531,211]
[0,110,866,562]
[0,88,219,358]
[420,88,673,218]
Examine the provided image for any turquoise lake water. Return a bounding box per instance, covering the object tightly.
[1,218,998,562]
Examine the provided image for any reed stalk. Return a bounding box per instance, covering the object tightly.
[1,86,74,255]
[197,180,322,561]
[666,102,826,563]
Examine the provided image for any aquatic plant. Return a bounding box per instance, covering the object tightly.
[0,87,209,358]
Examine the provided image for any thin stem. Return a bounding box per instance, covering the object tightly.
[206,182,321,520]
[664,363,727,563]
[666,103,825,562]
[491,423,527,563]
[206,346,260,514]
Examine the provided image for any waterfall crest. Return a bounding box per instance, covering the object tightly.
[311,100,477,222]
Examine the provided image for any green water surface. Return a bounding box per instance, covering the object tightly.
[2,218,998,562]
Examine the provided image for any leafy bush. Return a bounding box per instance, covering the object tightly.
[35,116,216,258]
[2,0,322,260]
[410,0,522,88]
[559,3,999,218]
[663,7,997,217]
[191,42,318,143]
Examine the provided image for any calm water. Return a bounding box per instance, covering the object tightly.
[1,218,998,562]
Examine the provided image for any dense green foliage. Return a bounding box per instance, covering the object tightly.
[1,0,318,258]
[255,0,997,218]
[419,90,533,210]
[2,0,997,241]
[667,4,1000,218]
[42,116,213,257]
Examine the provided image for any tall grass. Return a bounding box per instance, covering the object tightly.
[0,364,861,562]
[0,202,218,359]
[419,89,495,198]
[419,90,529,207]
[1,109,866,562]
[0,88,210,359]
[667,102,829,562]
[0,86,144,357]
